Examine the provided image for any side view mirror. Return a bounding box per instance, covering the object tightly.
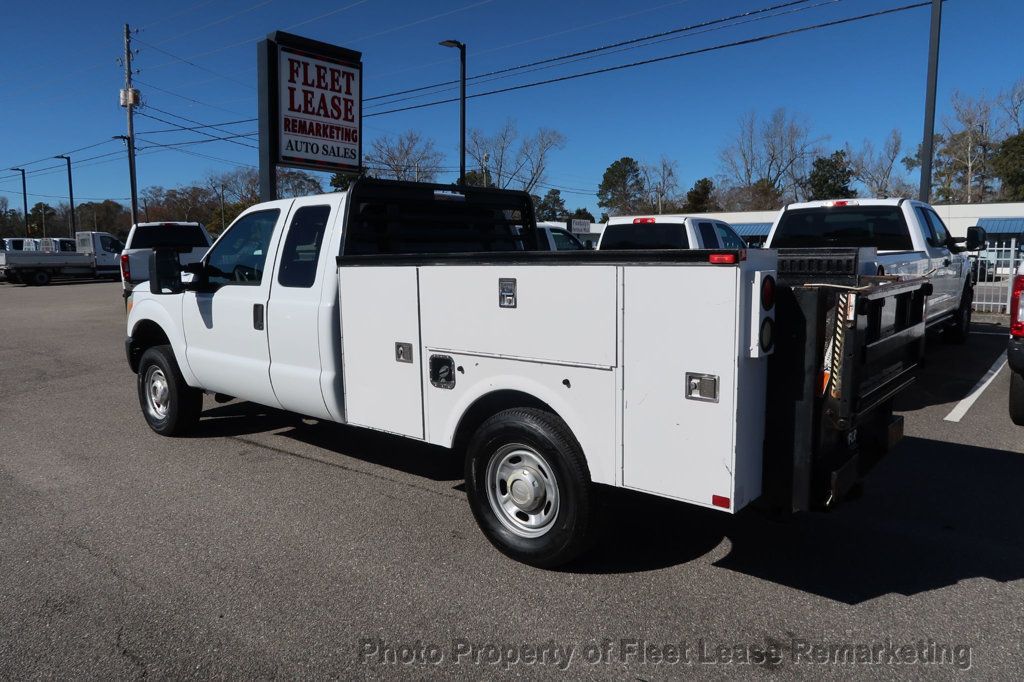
[149,248,184,295]
[965,225,987,252]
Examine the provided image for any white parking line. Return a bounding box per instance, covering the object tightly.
[943,354,1008,423]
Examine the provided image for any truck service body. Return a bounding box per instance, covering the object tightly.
[125,180,930,567]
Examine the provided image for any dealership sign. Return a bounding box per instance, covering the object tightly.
[258,32,362,198]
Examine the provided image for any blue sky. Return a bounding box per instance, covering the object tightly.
[1,0,1021,215]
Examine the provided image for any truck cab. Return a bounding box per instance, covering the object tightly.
[598,215,746,250]
[121,221,212,294]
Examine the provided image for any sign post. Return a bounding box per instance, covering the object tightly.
[257,31,362,201]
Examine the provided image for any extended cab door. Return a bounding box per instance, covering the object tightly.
[265,195,343,420]
[181,204,288,408]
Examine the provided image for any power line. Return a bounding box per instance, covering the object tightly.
[137,0,220,30]
[365,0,814,104]
[366,1,931,118]
[152,0,275,45]
[135,110,259,149]
[135,37,255,89]
[134,78,251,116]
[137,117,259,134]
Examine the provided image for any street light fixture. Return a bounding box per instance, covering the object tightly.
[9,167,28,236]
[439,39,466,185]
[54,155,76,236]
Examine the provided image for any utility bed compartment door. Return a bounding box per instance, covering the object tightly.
[622,266,741,509]
[338,266,424,439]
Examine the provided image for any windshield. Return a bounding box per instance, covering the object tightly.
[129,224,208,249]
[600,223,689,250]
[772,206,912,250]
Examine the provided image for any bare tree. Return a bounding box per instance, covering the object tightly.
[1000,78,1024,134]
[942,91,1002,203]
[467,119,566,193]
[718,108,822,208]
[365,130,444,182]
[642,156,679,213]
[846,129,914,198]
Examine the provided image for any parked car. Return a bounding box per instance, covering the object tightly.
[765,199,986,342]
[1009,266,1024,425]
[125,178,931,567]
[597,215,746,250]
[120,222,212,294]
[0,232,122,285]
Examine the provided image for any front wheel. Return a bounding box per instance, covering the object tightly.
[945,285,973,344]
[465,408,595,568]
[137,345,203,436]
[1010,372,1024,426]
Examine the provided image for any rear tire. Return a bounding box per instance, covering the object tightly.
[945,285,972,344]
[137,345,203,436]
[1010,372,1024,426]
[465,408,595,568]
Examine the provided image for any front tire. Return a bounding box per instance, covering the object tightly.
[465,408,595,568]
[1010,372,1024,426]
[137,345,203,436]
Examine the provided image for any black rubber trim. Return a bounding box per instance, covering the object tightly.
[337,249,743,267]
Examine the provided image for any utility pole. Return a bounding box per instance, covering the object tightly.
[9,167,28,236]
[55,155,76,236]
[121,23,140,225]
[220,185,225,229]
[918,0,942,202]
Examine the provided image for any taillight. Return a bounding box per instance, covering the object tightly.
[633,217,656,224]
[761,274,776,310]
[120,254,130,280]
[1011,275,1024,337]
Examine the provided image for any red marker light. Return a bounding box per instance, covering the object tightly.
[633,217,656,224]
[712,495,731,509]
[709,253,737,264]
[761,274,776,310]
[833,200,849,207]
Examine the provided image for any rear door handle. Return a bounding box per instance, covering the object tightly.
[253,303,265,330]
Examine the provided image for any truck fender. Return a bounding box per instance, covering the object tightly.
[440,373,613,486]
[127,299,198,387]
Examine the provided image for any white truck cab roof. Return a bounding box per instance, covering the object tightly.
[599,214,746,250]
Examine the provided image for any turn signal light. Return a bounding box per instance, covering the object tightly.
[120,254,130,281]
[1011,275,1024,337]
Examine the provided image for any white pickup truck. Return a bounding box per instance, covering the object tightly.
[765,199,986,341]
[0,231,123,285]
[125,179,931,567]
[599,215,747,250]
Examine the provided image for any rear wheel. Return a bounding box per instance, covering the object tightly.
[1010,372,1024,426]
[465,408,595,568]
[137,345,203,436]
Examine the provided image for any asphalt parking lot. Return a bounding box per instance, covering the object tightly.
[2,279,1022,679]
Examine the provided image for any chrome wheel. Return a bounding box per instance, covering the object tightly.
[144,365,170,421]
[485,444,559,538]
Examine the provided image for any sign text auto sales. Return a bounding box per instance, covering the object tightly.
[278,47,360,171]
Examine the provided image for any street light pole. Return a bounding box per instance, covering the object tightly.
[9,167,28,236]
[55,155,76,236]
[439,39,466,185]
[918,0,942,202]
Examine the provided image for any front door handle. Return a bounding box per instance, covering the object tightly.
[253,303,265,330]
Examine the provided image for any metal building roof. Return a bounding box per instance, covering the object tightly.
[977,217,1024,234]
[732,222,773,237]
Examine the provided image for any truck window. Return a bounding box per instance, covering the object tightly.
[551,229,584,250]
[697,222,718,248]
[206,209,280,286]
[99,235,123,253]
[772,206,913,251]
[278,205,331,288]
[921,207,950,247]
[601,223,689,249]
[715,223,746,249]
[129,224,208,249]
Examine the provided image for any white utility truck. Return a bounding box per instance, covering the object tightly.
[599,215,747,251]
[120,221,212,295]
[125,180,931,567]
[0,231,123,285]
[765,199,985,341]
